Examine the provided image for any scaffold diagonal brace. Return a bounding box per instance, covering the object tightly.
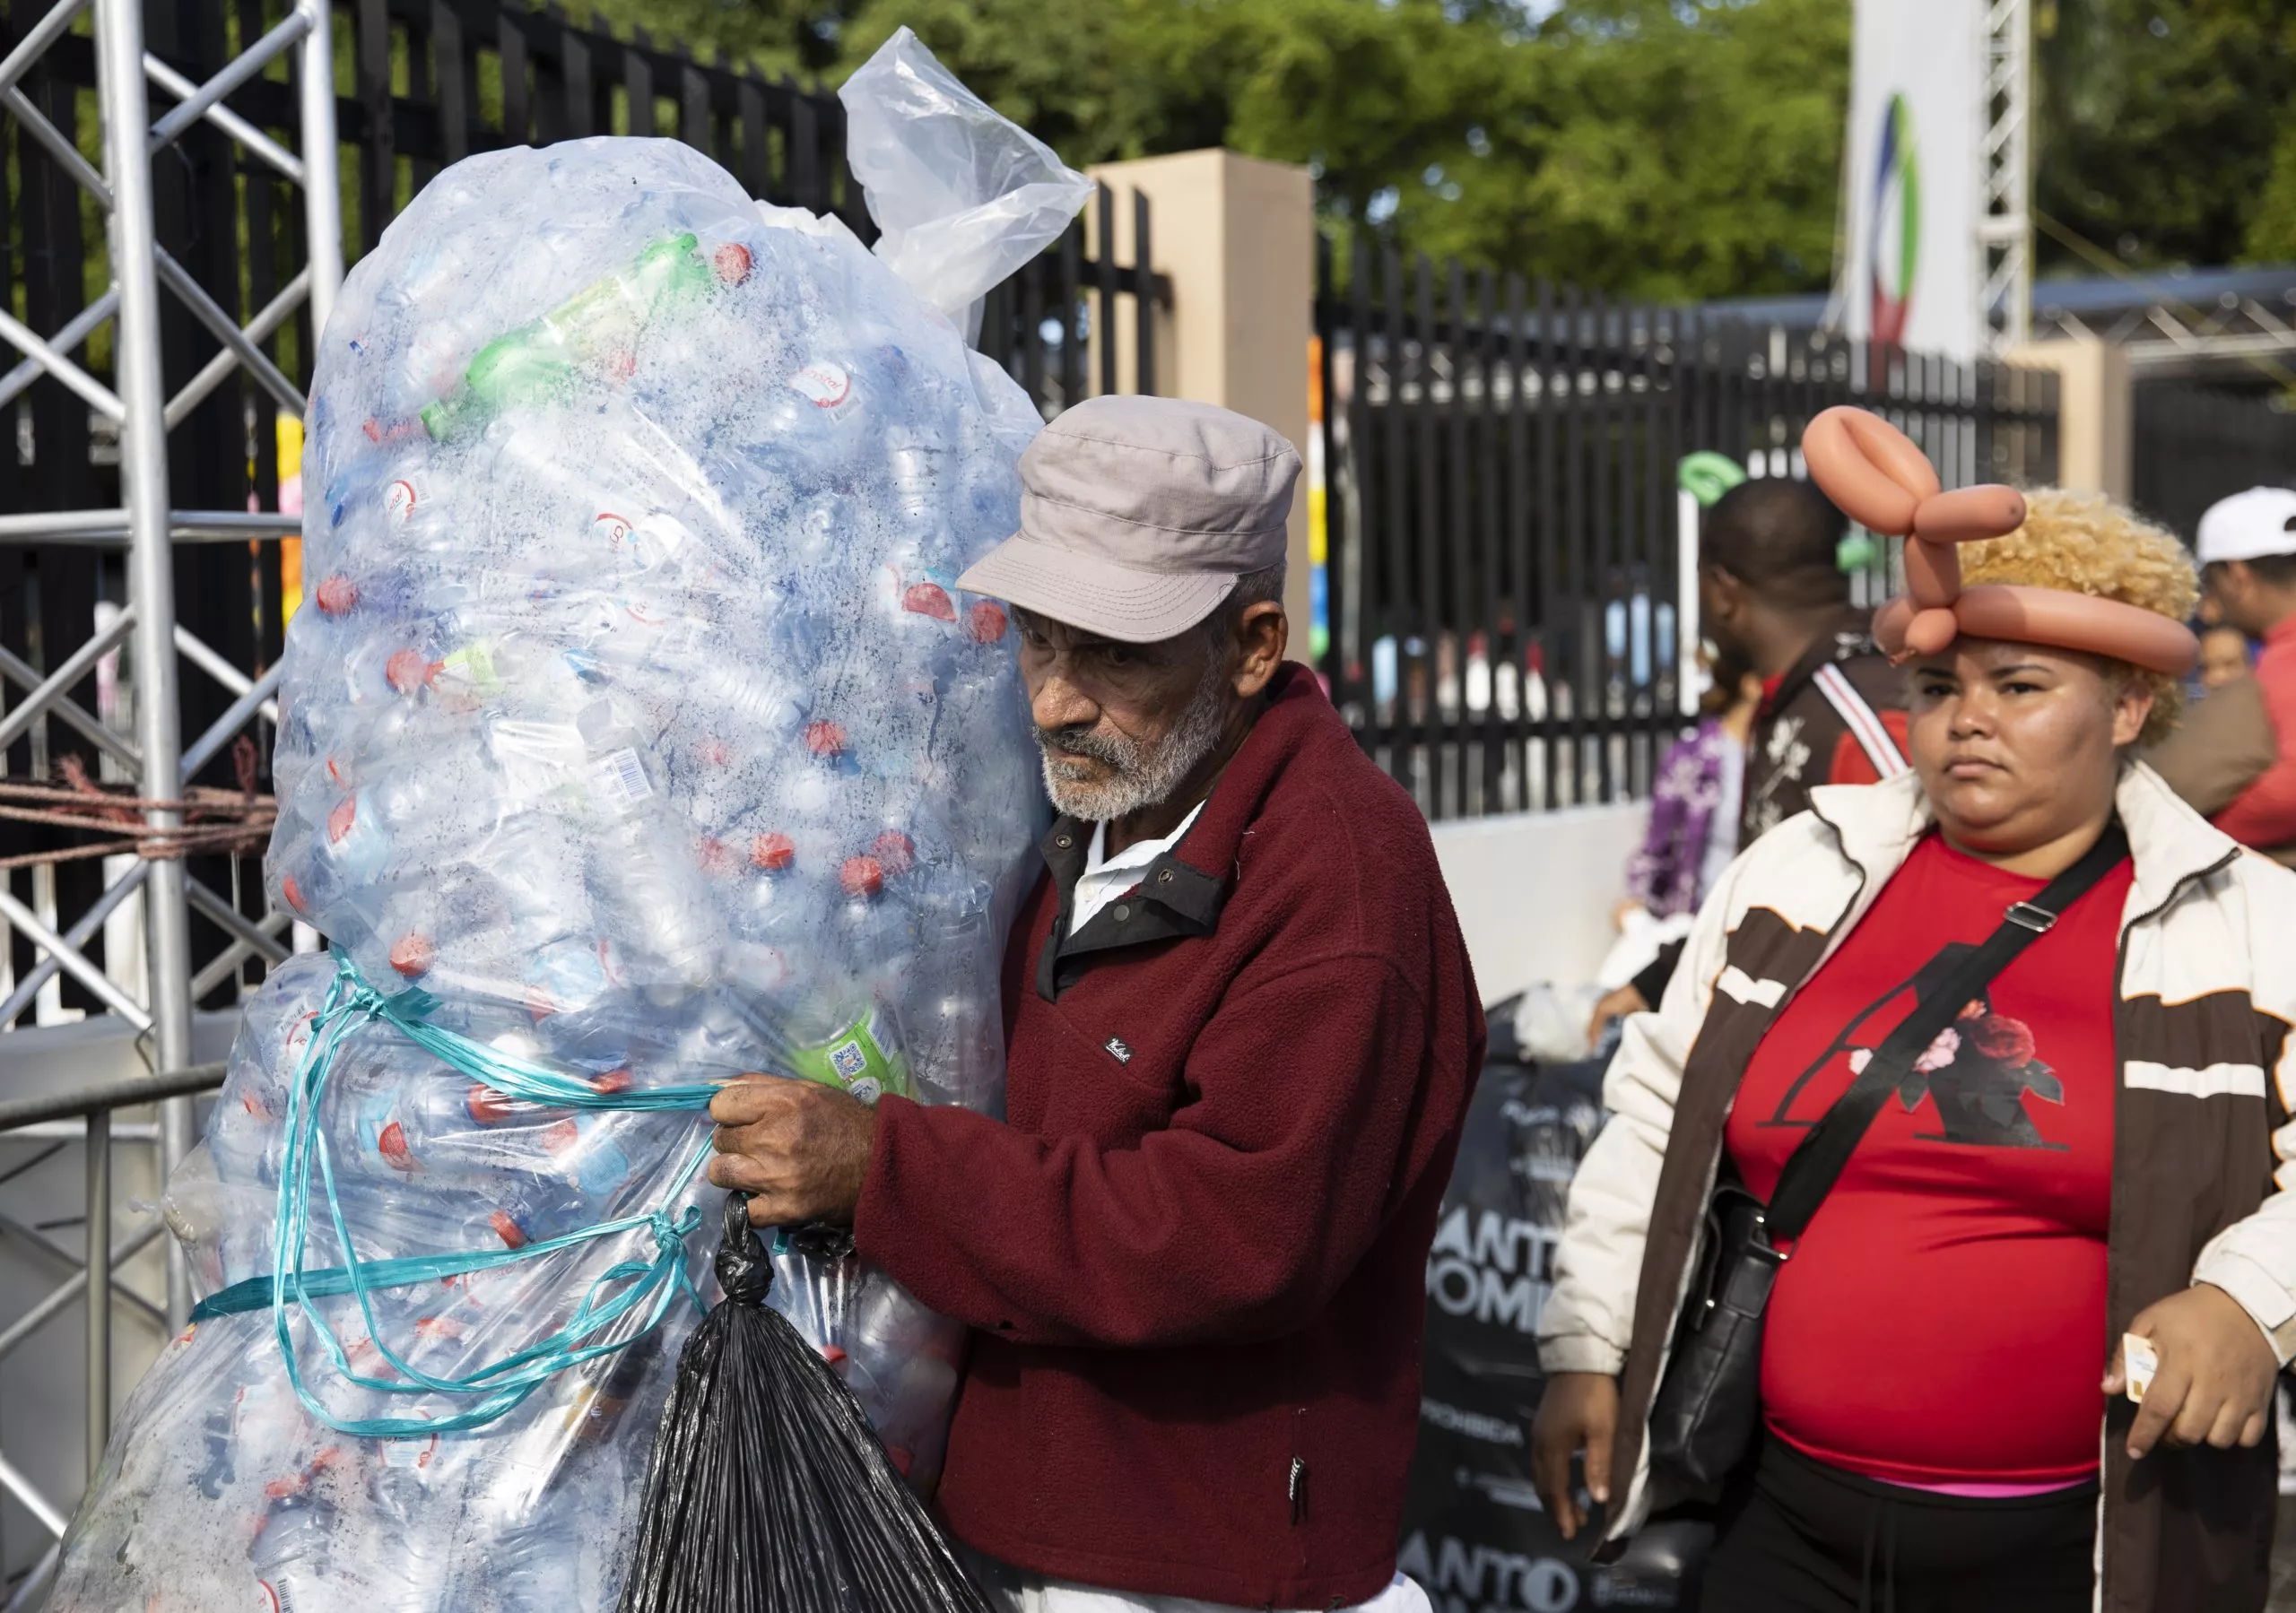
[144,6,309,154]
[0,609,140,765]
[152,247,306,417]
[142,50,303,183]
[0,288,118,412]
[0,888,152,1028]
[0,305,125,421]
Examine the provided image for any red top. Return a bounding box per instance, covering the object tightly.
[853,665,1484,1608]
[1726,831,2132,1485]
[2213,614,2296,849]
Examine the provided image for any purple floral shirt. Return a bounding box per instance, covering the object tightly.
[1627,719,1737,918]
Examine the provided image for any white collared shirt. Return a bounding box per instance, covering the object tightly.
[1069,801,1205,933]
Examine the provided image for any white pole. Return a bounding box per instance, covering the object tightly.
[91,0,195,1327]
[1676,488,1701,716]
[297,0,344,347]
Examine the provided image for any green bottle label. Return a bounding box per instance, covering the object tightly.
[788,1008,910,1106]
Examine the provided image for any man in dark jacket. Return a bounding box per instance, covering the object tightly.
[707,395,1485,1611]
[1594,477,1905,1034]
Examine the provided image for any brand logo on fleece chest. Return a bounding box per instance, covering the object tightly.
[1104,1036,1133,1064]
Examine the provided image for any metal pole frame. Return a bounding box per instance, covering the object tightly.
[0,0,344,1342]
[1978,0,2033,356]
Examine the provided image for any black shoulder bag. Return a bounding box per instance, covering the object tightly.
[1646,822,2129,1493]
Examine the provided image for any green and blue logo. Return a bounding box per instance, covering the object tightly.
[1868,91,1921,349]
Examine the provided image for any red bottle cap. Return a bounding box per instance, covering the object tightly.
[326,795,357,845]
[388,932,434,977]
[280,875,306,915]
[804,719,847,758]
[488,1210,530,1250]
[751,832,796,872]
[871,830,915,875]
[966,600,1009,643]
[839,855,884,898]
[385,648,433,694]
[315,575,359,615]
[377,1120,415,1172]
[713,242,754,285]
[589,1067,634,1095]
[902,582,955,622]
[465,1084,526,1126]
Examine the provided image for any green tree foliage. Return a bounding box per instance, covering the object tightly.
[580,0,1849,300]
[573,0,2296,302]
[840,0,1850,300]
[2036,0,2296,272]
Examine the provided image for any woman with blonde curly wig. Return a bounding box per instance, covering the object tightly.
[1535,481,2296,1610]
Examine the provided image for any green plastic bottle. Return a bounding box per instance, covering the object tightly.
[421,232,726,439]
[787,1004,912,1106]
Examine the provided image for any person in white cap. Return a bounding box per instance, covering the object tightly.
[707,395,1483,1613]
[2196,486,2296,862]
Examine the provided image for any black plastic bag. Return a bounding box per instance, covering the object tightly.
[616,1192,991,1612]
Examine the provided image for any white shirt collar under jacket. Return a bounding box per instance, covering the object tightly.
[1072,801,1206,933]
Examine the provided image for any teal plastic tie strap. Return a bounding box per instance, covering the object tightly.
[236,950,719,1437]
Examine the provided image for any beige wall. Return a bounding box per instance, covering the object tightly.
[1088,150,1318,642]
[2007,336,2134,501]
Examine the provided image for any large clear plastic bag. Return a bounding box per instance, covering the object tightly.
[53,32,1081,1610]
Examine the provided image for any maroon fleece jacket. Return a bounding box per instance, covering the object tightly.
[853,663,1483,1607]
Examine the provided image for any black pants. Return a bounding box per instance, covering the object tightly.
[1700,1435,2098,1613]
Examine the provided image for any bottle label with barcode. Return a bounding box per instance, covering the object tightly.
[587,747,653,811]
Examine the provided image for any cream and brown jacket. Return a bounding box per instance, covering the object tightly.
[1540,761,2296,1613]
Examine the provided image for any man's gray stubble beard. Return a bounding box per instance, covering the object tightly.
[1034,663,1229,823]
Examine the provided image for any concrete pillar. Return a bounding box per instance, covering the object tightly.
[2006,336,2134,501]
[1087,150,1318,641]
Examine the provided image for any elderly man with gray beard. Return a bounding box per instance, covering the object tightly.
[707,395,1483,1612]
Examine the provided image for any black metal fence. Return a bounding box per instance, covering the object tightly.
[2132,380,2296,545]
[1315,239,2062,821]
[0,0,1165,1028]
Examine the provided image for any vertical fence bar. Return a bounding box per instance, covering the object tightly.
[1132,190,1154,397]
[1021,255,1046,413]
[430,0,467,166]
[1503,272,1529,811]
[1444,262,1470,817]
[1346,237,1373,724]
[1441,265,1460,821]
[1589,290,1616,802]
[1382,248,1408,789]
[1057,221,1082,415]
[736,74,768,198]
[1413,256,1440,814]
[84,1102,111,1474]
[356,0,392,252]
[679,57,709,151]
[1562,284,1590,808]
[500,6,529,145]
[622,32,651,137]
[1534,280,1559,810]
[1474,267,1503,816]
[787,80,821,209]
[1095,185,1118,399]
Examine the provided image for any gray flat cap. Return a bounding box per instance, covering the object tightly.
[955,395,1300,643]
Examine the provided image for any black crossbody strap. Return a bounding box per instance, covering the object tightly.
[1763,821,2129,1241]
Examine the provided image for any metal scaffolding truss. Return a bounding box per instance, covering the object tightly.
[0,0,340,1554]
[1977,0,2033,356]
